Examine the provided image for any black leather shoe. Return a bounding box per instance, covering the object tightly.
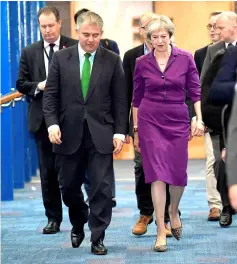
[219,206,232,227]
[91,239,108,255]
[43,221,60,234]
[112,198,117,208]
[71,229,85,248]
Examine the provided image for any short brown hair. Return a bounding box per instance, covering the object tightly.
[37,6,60,22]
[209,11,222,18]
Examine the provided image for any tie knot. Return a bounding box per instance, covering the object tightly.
[228,43,233,48]
[85,53,91,59]
[49,43,55,49]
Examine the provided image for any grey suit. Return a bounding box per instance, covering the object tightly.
[227,90,237,186]
[200,41,225,85]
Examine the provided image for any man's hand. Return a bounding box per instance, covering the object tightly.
[221,148,226,163]
[125,135,130,144]
[133,132,141,153]
[38,80,47,91]
[113,138,124,155]
[48,126,62,145]
[229,184,237,210]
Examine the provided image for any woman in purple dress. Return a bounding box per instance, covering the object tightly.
[132,16,204,252]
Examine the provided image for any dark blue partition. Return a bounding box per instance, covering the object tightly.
[9,1,25,189]
[1,1,14,201]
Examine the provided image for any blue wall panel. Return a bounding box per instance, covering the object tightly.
[1,1,14,201]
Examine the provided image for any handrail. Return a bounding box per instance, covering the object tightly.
[0,91,22,105]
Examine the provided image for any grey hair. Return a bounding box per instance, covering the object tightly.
[217,11,237,25]
[139,12,160,26]
[76,11,103,31]
[146,15,174,40]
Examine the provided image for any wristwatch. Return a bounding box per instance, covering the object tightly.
[133,126,138,133]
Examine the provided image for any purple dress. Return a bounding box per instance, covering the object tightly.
[132,47,201,186]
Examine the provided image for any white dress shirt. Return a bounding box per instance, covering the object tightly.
[44,37,60,77]
[225,41,237,48]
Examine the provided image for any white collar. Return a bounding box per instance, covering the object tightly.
[44,36,60,48]
[225,40,237,48]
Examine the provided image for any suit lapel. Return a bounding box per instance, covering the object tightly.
[67,45,84,102]
[36,41,46,79]
[59,35,68,50]
[85,47,104,102]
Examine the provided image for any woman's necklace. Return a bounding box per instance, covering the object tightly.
[155,46,171,66]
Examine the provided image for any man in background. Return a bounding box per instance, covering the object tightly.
[200,11,237,224]
[16,6,78,234]
[194,11,222,222]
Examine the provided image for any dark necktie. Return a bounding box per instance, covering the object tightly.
[227,43,233,48]
[48,43,55,66]
[81,53,91,100]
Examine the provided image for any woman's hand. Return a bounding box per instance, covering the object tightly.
[192,121,205,137]
[133,132,141,153]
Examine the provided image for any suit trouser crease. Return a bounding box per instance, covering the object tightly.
[35,122,62,224]
[55,121,113,242]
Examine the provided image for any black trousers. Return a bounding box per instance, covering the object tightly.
[216,159,230,207]
[134,150,170,223]
[55,121,113,242]
[35,122,62,224]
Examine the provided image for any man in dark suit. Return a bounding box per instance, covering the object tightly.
[43,11,128,254]
[74,8,118,207]
[123,12,174,238]
[74,8,120,55]
[194,11,223,222]
[16,6,78,234]
[227,90,237,211]
[209,45,237,225]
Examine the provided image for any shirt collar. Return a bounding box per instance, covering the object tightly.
[78,43,97,59]
[225,41,237,48]
[144,43,149,55]
[44,36,60,48]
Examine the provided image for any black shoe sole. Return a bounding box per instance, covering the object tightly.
[91,250,108,255]
[43,228,60,234]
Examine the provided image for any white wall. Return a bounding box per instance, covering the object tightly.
[73,0,153,58]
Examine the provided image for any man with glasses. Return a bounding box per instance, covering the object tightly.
[200,11,237,225]
[194,12,222,222]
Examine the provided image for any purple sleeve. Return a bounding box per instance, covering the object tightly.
[186,53,201,103]
[132,59,145,107]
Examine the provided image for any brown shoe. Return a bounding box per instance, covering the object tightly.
[132,215,153,235]
[208,208,221,221]
[165,223,173,237]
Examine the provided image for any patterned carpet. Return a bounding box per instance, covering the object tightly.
[1,160,237,264]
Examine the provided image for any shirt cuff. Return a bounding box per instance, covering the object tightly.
[113,134,125,142]
[34,86,41,97]
[48,124,59,133]
[235,83,237,92]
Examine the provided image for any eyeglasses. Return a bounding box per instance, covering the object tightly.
[206,24,216,30]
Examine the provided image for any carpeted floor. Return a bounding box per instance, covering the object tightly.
[1,160,237,264]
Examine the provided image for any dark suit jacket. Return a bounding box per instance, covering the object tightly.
[194,45,209,76]
[210,45,237,105]
[123,44,144,136]
[100,39,120,55]
[43,45,128,155]
[227,91,237,186]
[16,35,78,133]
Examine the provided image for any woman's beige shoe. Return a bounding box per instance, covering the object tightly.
[153,238,167,252]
